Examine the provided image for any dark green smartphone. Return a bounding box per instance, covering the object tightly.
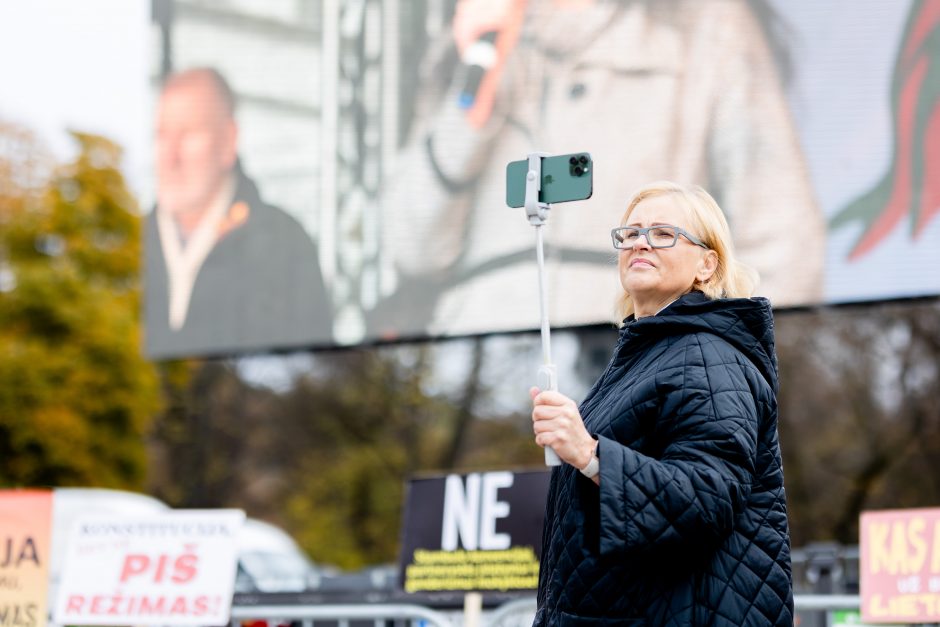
[505,152,593,208]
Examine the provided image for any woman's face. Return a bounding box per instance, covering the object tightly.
[618,194,714,316]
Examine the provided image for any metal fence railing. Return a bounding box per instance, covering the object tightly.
[229,594,863,627]
[230,602,456,627]
[794,594,861,611]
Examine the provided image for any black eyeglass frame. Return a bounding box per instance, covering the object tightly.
[611,225,709,250]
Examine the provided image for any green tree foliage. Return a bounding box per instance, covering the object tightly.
[0,127,160,488]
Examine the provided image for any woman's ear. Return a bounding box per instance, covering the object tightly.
[697,249,719,283]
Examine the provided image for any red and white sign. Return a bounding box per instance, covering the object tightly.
[861,507,940,624]
[52,510,244,626]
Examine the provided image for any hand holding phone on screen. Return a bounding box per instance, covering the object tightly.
[453,0,528,128]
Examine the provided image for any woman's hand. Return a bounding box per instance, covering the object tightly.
[530,387,596,470]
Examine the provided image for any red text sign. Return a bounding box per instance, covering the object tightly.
[52,510,244,626]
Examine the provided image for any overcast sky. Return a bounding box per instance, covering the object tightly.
[0,0,150,197]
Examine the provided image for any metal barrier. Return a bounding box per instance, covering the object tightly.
[230,603,456,627]
[486,598,536,626]
[794,594,861,611]
[230,594,863,627]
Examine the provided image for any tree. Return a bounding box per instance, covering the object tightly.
[144,339,544,569]
[251,344,537,569]
[775,299,940,546]
[0,126,160,488]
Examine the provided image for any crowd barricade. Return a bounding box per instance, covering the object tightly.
[230,602,455,627]
[228,593,863,627]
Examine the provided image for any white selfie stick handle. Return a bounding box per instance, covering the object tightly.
[538,364,562,466]
[524,152,561,467]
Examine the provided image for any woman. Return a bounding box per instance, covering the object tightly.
[531,181,792,625]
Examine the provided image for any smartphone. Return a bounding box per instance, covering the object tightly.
[506,152,593,208]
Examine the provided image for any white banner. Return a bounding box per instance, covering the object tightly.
[52,510,245,626]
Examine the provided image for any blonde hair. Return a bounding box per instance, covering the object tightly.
[615,181,759,320]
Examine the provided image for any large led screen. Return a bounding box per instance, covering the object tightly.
[144,0,939,357]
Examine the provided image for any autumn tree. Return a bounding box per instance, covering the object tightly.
[0,126,160,488]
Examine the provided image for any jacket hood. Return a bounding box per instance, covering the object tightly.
[622,291,779,392]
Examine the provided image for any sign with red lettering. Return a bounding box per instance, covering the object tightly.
[0,490,53,627]
[861,508,940,623]
[51,510,244,626]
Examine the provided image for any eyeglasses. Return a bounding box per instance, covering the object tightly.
[611,225,708,250]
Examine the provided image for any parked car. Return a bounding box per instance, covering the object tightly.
[235,517,327,593]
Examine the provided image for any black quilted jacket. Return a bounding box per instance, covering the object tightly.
[534,292,793,626]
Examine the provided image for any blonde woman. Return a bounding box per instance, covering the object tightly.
[531,181,792,625]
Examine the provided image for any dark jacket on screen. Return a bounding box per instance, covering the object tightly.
[145,162,332,358]
[534,291,793,626]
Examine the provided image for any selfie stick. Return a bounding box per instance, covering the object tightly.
[524,152,562,467]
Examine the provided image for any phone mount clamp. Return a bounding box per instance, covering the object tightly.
[524,152,562,467]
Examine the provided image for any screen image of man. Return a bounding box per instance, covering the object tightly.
[145,68,332,357]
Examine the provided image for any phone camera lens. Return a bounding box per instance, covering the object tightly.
[574,166,584,176]
[569,156,578,165]
[579,155,589,165]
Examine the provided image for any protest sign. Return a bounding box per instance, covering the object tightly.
[52,509,244,626]
[399,470,550,593]
[861,507,940,623]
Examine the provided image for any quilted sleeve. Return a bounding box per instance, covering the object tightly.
[597,334,764,558]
